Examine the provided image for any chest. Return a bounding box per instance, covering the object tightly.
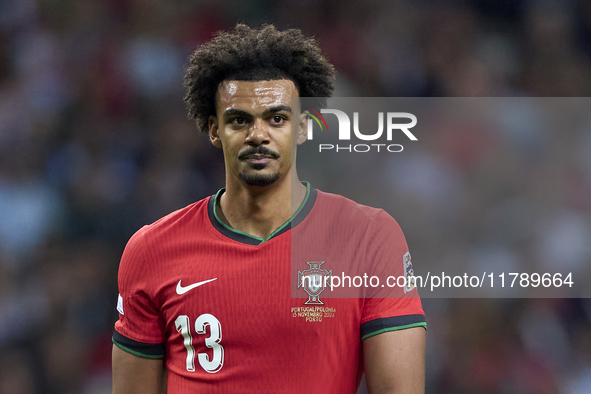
[153,240,362,347]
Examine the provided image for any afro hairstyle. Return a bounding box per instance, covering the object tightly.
[183,24,336,133]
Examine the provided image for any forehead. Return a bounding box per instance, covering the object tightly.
[215,79,299,113]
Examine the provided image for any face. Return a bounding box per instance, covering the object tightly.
[209,79,307,187]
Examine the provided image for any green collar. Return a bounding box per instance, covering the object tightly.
[207,182,317,245]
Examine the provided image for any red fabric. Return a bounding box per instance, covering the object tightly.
[115,189,424,393]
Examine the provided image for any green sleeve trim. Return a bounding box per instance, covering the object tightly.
[112,338,165,359]
[361,322,427,341]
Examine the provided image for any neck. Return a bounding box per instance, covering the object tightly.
[218,172,307,239]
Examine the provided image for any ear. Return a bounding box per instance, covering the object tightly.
[296,112,309,145]
[208,116,222,148]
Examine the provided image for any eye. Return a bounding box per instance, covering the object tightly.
[271,115,286,124]
[229,116,250,127]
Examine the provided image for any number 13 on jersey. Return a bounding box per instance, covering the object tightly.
[175,314,224,373]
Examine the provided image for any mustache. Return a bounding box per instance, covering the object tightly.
[238,146,281,160]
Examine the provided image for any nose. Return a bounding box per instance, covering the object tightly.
[244,118,270,146]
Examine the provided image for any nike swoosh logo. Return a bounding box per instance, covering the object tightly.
[176,278,217,295]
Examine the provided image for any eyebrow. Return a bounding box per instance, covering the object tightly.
[263,106,291,116]
[223,109,252,119]
[222,106,292,119]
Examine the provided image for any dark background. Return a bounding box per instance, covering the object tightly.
[1,0,591,393]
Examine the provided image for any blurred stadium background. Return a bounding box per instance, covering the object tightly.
[1,0,591,393]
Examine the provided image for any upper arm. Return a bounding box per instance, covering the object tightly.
[112,345,166,394]
[360,211,426,393]
[113,229,167,393]
[363,327,426,394]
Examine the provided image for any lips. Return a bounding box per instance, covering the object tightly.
[244,154,273,161]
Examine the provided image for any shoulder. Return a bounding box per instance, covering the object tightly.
[121,196,211,261]
[314,189,400,230]
[117,196,212,283]
[134,196,211,242]
[309,189,407,253]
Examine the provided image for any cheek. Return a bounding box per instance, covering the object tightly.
[221,136,240,155]
[287,135,297,157]
[284,145,295,163]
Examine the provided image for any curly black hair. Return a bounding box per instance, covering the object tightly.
[183,24,336,133]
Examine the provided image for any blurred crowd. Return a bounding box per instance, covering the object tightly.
[1,0,591,393]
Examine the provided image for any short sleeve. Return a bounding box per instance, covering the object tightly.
[360,210,426,340]
[113,228,166,358]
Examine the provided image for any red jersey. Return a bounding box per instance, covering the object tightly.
[113,184,425,393]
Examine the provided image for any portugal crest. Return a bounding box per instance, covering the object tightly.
[298,261,332,305]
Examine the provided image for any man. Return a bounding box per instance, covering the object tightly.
[112,24,426,393]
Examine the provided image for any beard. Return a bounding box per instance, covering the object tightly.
[239,172,281,187]
[237,146,282,186]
